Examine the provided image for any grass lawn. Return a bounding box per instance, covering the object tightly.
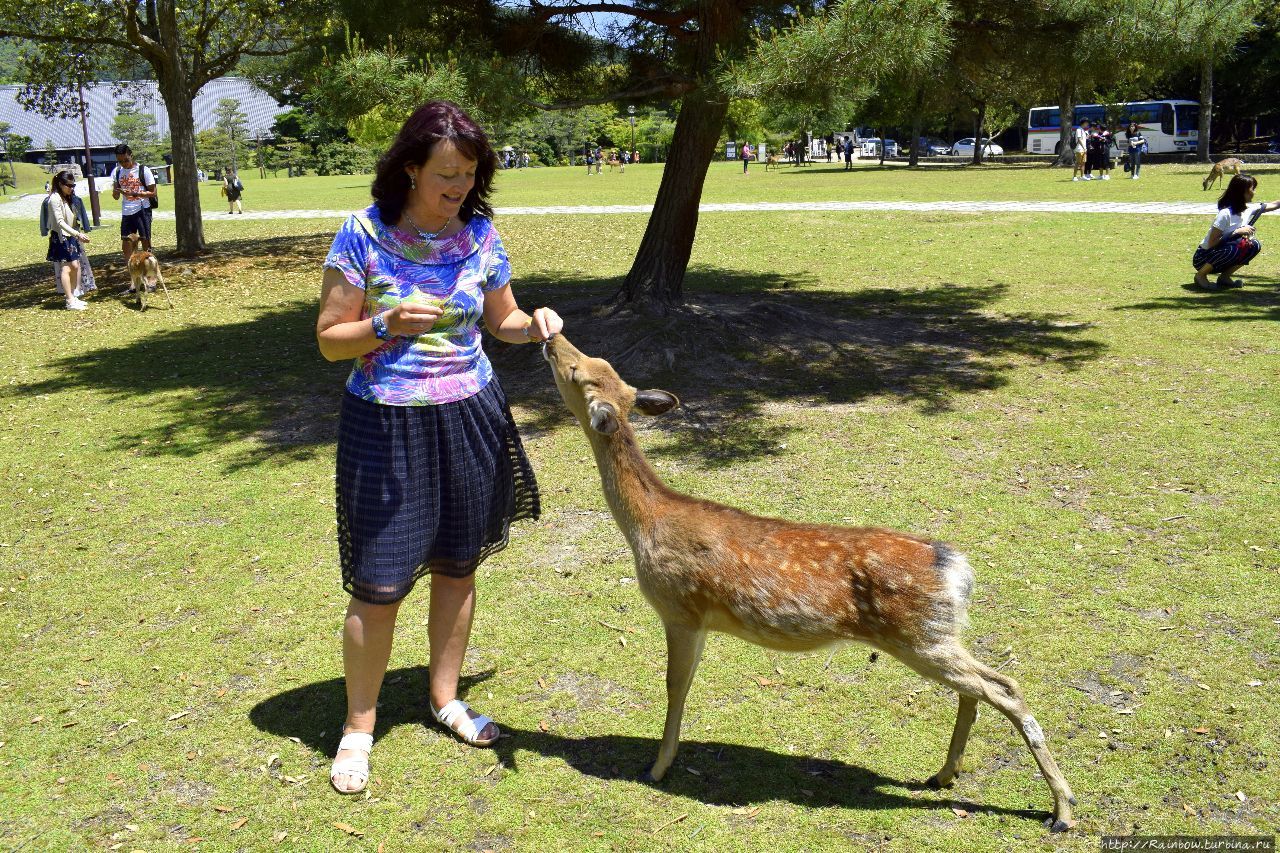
[0,163,1277,850]
[45,158,1280,215]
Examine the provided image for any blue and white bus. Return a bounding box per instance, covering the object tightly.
[1027,100,1200,155]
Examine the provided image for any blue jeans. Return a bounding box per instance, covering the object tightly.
[1128,148,1142,175]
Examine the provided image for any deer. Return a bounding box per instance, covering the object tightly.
[541,334,1076,832]
[125,232,172,310]
[1203,157,1245,191]
[764,152,781,171]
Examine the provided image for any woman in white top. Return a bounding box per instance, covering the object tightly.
[45,171,91,310]
[1192,173,1279,290]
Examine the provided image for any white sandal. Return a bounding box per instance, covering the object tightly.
[431,699,499,747]
[330,730,373,794]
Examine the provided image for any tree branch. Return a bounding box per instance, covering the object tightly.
[526,0,696,30]
[0,27,135,53]
[118,0,166,66]
[525,74,699,110]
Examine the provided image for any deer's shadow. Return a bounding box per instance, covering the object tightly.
[249,665,1049,823]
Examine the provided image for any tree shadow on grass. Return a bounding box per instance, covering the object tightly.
[1113,279,1280,322]
[249,665,1049,825]
[6,230,1103,470]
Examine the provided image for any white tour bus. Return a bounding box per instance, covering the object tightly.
[1027,100,1199,155]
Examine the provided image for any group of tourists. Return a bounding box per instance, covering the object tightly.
[40,142,252,310]
[40,143,157,311]
[583,147,638,174]
[1071,119,1148,181]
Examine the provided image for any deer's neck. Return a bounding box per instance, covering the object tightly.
[585,421,670,543]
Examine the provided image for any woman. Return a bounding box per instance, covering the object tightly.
[45,171,91,311]
[222,169,244,214]
[740,141,752,174]
[1087,125,1112,180]
[1124,121,1147,179]
[1192,173,1279,290]
[317,101,564,795]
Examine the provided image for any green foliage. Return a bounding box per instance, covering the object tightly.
[110,98,161,165]
[0,122,32,161]
[42,137,55,167]
[195,128,234,174]
[264,136,308,177]
[312,141,378,175]
[0,37,26,83]
[213,98,249,169]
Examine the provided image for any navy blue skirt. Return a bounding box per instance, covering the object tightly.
[47,233,82,263]
[1193,238,1261,273]
[335,379,540,604]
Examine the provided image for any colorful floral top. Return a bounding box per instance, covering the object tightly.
[323,205,512,405]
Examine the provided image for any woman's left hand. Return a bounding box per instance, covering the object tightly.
[527,306,564,342]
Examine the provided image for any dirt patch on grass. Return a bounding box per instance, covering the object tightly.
[167,779,216,807]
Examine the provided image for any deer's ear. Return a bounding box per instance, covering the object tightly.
[634,389,679,415]
[588,400,620,435]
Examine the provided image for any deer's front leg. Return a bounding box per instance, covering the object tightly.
[644,622,706,782]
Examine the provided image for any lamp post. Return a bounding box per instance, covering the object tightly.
[75,61,102,225]
[628,105,636,163]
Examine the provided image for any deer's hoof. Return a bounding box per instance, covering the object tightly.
[1069,795,1078,806]
[925,774,953,789]
[1047,817,1075,833]
[639,769,659,785]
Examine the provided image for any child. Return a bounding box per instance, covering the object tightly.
[1192,173,1280,290]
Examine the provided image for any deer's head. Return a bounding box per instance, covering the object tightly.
[543,334,679,435]
[124,232,143,250]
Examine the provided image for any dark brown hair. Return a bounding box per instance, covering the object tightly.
[371,101,497,226]
[53,170,77,198]
[1218,173,1257,215]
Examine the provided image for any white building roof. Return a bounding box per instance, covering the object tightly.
[0,77,289,150]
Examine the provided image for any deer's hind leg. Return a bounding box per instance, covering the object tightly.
[928,694,978,788]
[645,622,706,783]
[898,642,1076,832]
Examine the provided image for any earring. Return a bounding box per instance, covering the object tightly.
[409,175,416,190]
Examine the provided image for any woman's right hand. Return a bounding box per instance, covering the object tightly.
[384,299,443,336]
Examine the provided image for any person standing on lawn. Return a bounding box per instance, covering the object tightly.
[110,144,156,288]
[222,168,244,214]
[45,170,91,311]
[316,100,564,795]
[1124,121,1146,179]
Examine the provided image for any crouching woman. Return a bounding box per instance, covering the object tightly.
[1193,173,1279,290]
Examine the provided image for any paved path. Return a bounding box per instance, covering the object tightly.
[0,195,1219,221]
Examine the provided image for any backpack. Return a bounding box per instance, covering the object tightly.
[113,164,159,210]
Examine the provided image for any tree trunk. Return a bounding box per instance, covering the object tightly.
[619,86,728,311]
[158,73,206,255]
[878,126,885,165]
[1198,53,1213,163]
[1056,83,1075,166]
[618,0,744,311]
[972,101,986,166]
[909,87,924,168]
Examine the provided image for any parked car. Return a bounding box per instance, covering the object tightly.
[915,136,951,156]
[860,137,900,158]
[951,137,1004,157]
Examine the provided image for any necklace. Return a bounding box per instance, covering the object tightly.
[403,210,452,242]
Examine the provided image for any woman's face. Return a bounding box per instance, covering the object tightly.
[1245,183,1256,202]
[405,140,477,226]
[56,179,73,198]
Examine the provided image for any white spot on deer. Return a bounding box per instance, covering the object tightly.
[1022,715,1046,748]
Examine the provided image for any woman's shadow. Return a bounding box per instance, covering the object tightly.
[249,665,1047,822]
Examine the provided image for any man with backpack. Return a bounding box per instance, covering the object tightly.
[111,143,157,286]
